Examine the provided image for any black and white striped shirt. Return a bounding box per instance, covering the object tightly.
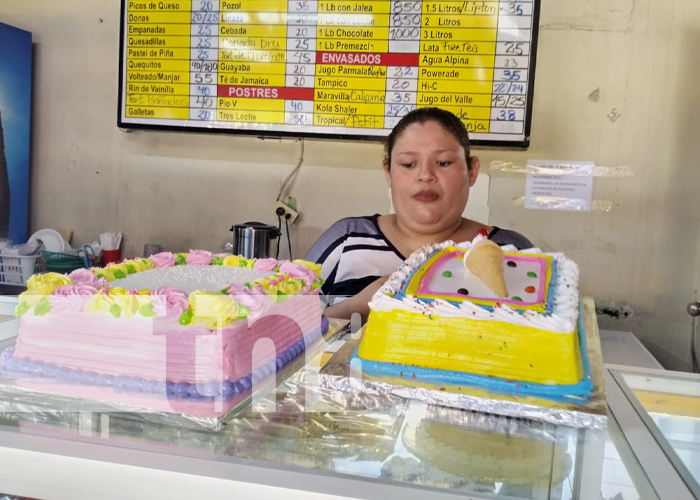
[304,214,533,305]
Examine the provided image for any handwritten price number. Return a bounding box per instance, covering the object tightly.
[496,110,517,121]
[391,92,412,103]
[390,80,411,90]
[392,14,421,27]
[508,96,526,107]
[195,1,215,11]
[501,70,521,81]
[195,96,214,108]
[390,28,419,40]
[197,25,212,36]
[393,1,421,14]
[194,73,214,84]
[393,67,414,78]
[290,101,305,112]
[197,110,212,120]
[191,61,218,72]
[491,95,526,108]
[292,52,312,63]
[197,49,214,60]
[492,95,507,107]
[191,12,218,23]
[294,114,308,124]
[387,104,416,117]
[503,2,524,15]
[292,76,306,86]
[293,1,310,11]
[196,85,212,96]
[493,82,526,94]
[295,27,309,37]
[505,42,524,55]
[294,39,310,50]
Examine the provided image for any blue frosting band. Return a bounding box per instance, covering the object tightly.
[545,259,559,315]
[394,249,441,301]
[352,309,593,405]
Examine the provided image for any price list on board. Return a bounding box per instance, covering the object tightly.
[119,0,539,145]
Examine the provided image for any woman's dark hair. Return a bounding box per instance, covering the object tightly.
[384,107,472,169]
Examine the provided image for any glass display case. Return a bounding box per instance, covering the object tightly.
[609,367,700,498]
[0,297,696,500]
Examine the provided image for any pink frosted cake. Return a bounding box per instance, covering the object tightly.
[1,251,326,401]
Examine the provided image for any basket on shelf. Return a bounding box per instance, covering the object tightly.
[0,254,47,285]
[42,250,86,275]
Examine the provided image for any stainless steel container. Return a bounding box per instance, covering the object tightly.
[231,222,279,259]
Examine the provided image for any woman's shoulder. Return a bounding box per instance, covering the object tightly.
[323,215,381,237]
[488,227,535,250]
[304,215,381,262]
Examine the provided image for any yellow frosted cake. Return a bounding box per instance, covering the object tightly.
[355,233,592,404]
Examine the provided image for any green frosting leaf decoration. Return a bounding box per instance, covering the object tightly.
[238,260,247,267]
[175,254,187,266]
[237,305,251,318]
[126,264,137,274]
[139,303,156,318]
[15,301,30,318]
[113,270,127,279]
[179,308,193,326]
[319,279,326,285]
[109,303,122,319]
[96,274,106,280]
[274,265,281,272]
[220,286,231,295]
[311,282,321,290]
[277,291,287,303]
[212,257,224,266]
[34,299,52,317]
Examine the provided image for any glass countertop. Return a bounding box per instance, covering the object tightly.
[614,369,700,497]
[0,327,652,500]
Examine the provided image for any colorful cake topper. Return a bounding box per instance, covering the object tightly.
[402,245,553,312]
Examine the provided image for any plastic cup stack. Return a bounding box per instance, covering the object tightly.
[100,232,123,265]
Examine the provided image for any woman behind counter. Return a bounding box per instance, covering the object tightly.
[305,108,532,321]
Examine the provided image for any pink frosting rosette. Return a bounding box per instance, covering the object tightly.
[50,284,99,312]
[186,250,214,266]
[253,258,278,271]
[149,252,176,268]
[153,286,189,319]
[225,284,271,321]
[67,269,108,289]
[279,261,318,287]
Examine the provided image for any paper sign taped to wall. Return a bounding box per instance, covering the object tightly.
[525,161,594,212]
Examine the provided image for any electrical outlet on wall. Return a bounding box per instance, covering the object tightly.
[274,201,299,224]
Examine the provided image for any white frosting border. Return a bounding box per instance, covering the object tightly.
[369,240,579,334]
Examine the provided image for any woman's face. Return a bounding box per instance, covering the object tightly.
[385,121,480,232]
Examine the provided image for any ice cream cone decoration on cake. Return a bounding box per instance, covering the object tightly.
[464,240,509,298]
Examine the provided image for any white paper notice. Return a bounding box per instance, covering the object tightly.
[525,161,594,212]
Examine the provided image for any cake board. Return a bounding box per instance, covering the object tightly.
[0,319,350,430]
[319,299,607,430]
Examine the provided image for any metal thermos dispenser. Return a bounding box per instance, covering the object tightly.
[231,222,279,259]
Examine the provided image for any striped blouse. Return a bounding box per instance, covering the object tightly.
[304,214,534,305]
